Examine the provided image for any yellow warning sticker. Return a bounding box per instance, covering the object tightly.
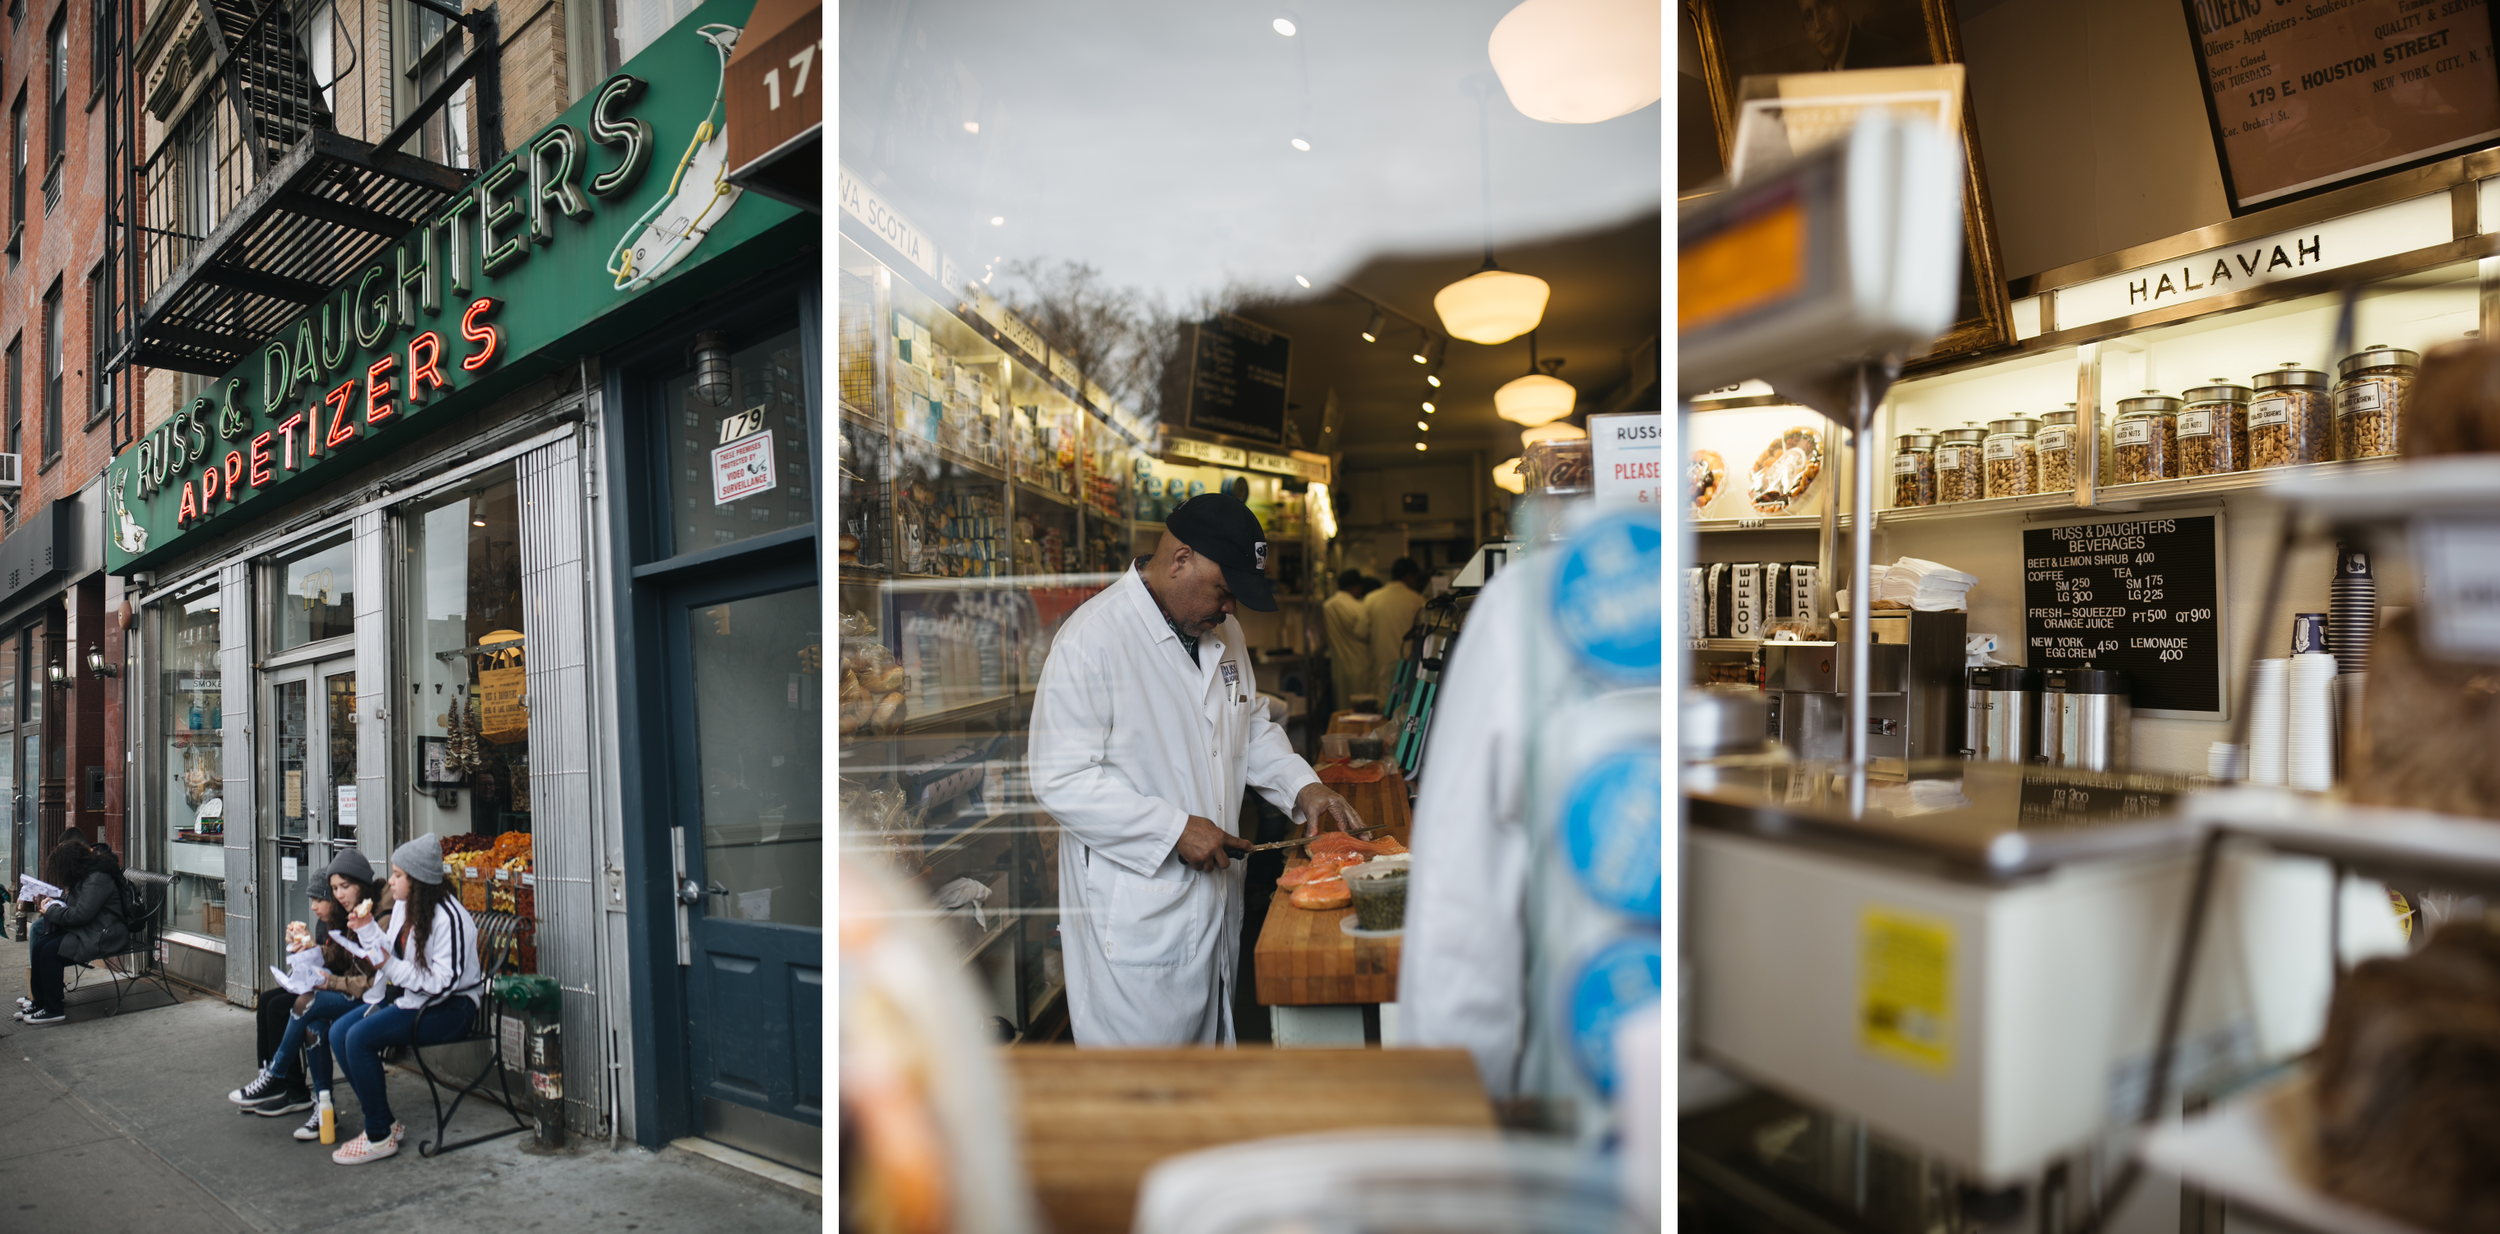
[1859,906,1954,1074]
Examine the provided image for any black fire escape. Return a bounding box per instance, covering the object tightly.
[111,0,500,382]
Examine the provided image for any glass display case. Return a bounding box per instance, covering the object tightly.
[836,233,1148,1036]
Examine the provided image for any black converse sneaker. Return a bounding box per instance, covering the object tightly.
[229,1070,287,1106]
[253,1086,315,1117]
[292,1109,325,1141]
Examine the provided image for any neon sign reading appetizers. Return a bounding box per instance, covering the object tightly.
[130,73,654,529]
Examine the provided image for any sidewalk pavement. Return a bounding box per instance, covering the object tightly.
[0,930,820,1234]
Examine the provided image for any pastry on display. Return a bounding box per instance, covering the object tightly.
[2310,921,2500,1233]
[1690,449,1725,513]
[1750,427,1823,514]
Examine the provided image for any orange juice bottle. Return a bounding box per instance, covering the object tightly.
[318,1090,336,1144]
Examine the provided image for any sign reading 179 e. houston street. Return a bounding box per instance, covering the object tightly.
[104,0,808,575]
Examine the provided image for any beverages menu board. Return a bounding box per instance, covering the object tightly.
[2187,0,2500,211]
[1183,314,1291,445]
[2022,514,2226,716]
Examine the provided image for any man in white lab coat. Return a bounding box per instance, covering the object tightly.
[1029,494,1365,1045]
[1322,569,1374,709]
[1363,558,1430,703]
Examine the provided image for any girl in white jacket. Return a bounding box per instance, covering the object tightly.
[326,833,484,1165]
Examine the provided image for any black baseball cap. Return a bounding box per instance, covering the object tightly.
[1166,494,1277,612]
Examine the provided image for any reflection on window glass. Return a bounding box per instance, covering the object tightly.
[664,328,811,556]
[275,535,355,650]
[161,592,223,936]
[692,586,821,929]
[401,468,528,847]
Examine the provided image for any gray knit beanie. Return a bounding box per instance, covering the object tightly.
[322,845,376,887]
[390,833,447,885]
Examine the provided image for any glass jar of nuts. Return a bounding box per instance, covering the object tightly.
[2250,363,2333,468]
[1935,425,1987,503]
[2037,404,2081,493]
[1893,430,1938,508]
[1982,416,2040,497]
[2334,345,2417,461]
[2178,379,2252,477]
[2111,393,2180,483]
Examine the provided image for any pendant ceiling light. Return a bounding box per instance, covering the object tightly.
[1518,421,1585,446]
[1435,269,1549,345]
[1494,334,1574,426]
[1435,75,1550,345]
[1492,456,1526,494]
[1487,0,1662,125]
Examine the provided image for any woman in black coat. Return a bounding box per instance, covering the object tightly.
[17,842,128,1026]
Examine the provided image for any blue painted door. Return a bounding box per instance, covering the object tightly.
[669,571,822,1153]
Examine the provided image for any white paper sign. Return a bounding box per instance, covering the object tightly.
[282,855,299,882]
[712,432,777,505]
[1588,412,1663,508]
[337,786,356,830]
[2412,515,2500,662]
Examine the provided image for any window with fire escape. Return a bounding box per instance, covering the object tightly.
[86,0,106,106]
[176,102,220,261]
[296,0,336,115]
[9,90,23,257]
[43,7,62,214]
[397,0,471,169]
[39,280,58,468]
[6,336,21,464]
[85,261,108,426]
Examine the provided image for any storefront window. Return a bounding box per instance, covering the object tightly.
[663,327,811,555]
[160,591,224,937]
[274,534,355,651]
[401,466,527,843]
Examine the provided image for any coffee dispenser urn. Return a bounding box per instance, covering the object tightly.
[1763,640,1911,762]
[2039,669,2132,770]
[1967,666,2040,763]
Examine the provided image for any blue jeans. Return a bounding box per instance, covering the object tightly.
[334,998,478,1142]
[267,990,358,1089]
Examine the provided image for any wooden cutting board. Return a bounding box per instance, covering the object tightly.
[1256,770,1414,1006]
[1004,1046,1494,1234]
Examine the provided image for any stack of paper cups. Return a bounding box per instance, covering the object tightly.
[2288,652,2339,791]
[2248,659,2289,786]
[2329,542,2376,674]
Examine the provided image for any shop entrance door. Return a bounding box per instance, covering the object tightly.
[667,571,821,1169]
[263,657,360,961]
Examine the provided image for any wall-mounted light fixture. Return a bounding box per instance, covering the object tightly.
[45,662,68,687]
[692,330,734,407]
[84,645,117,679]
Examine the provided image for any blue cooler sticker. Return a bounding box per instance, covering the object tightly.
[1561,748,1663,919]
[1569,937,1663,1096]
[1552,514,1662,682]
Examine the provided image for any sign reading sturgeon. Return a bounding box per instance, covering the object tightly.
[105,0,805,574]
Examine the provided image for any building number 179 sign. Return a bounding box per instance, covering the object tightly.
[712,407,776,504]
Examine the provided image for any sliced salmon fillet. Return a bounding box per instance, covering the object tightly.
[1290,877,1351,910]
[1277,857,1348,888]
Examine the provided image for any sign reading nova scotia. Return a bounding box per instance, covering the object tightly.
[106,0,805,574]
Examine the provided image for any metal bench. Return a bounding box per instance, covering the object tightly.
[65,870,182,1016]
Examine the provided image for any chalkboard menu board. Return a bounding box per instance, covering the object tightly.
[2183,0,2500,213]
[1184,314,1291,444]
[2022,513,2227,716]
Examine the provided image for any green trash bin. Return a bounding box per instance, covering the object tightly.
[491,975,565,1147]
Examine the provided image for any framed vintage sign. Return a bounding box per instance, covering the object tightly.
[1686,0,2013,366]
[2182,0,2500,214]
